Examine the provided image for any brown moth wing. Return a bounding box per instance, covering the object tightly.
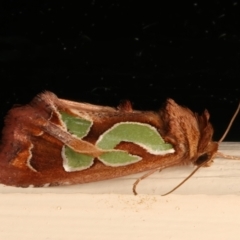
[0,92,218,187]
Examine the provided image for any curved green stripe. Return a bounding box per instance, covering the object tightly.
[96,122,173,153]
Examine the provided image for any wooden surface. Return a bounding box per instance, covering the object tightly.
[0,142,240,239]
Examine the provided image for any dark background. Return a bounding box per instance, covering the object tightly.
[0,1,240,141]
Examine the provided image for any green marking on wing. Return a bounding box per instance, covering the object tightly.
[99,150,142,166]
[96,122,174,154]
[60,118,174,171]
[62,146,94,171]
[60,112,92,138]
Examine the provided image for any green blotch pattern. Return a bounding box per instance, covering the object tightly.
[99,151,141,166]
[64,146,94,170]
[60,111,92,138]
[60,113,173,171]
[96,122,173,153]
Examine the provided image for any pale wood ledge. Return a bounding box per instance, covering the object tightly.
[1,142,240,240]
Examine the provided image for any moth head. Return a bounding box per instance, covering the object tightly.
[163,99,219,166]
[161,101,240,196]
[193,109,218,166]
[194,142,218,167]
[194,101,240,166]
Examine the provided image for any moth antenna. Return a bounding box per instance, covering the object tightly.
[216,101,240,160]
[218,102,240,144]
[133,168,161,195]
[161,157,214,196]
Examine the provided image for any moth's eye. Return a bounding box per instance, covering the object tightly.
[195,153,209,166]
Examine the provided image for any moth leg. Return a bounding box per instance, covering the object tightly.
[133,168,161,195]
[216,152,240,160]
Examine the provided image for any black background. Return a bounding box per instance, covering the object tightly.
[1,1,240,141]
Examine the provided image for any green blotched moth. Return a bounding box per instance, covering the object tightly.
[0,91,239,194]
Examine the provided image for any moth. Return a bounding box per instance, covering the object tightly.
[0,91,239,194]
